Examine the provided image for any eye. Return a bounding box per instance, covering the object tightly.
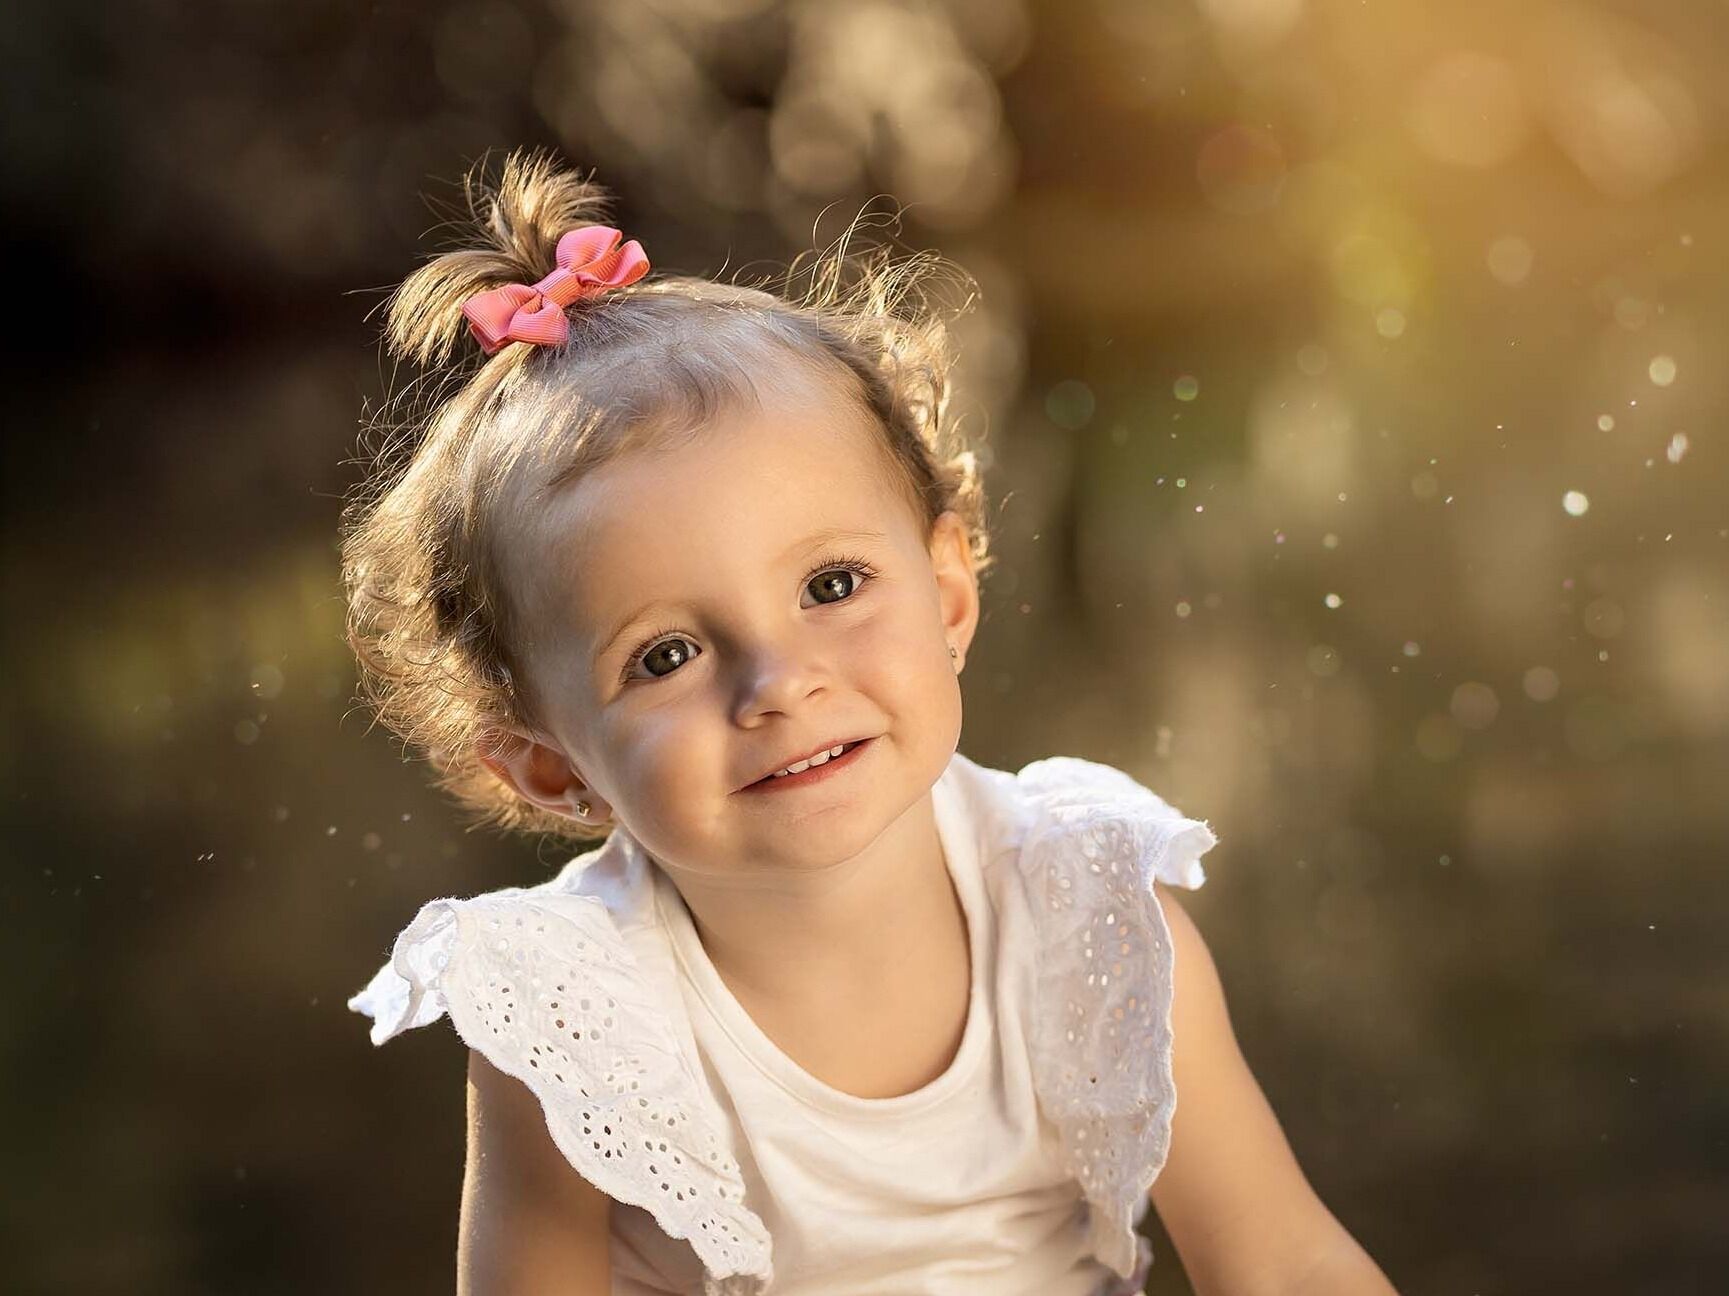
[623,629,701,682]
[801,554,877,608]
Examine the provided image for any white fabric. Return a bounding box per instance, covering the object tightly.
[349,752,1217,1296]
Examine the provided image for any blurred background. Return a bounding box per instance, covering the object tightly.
[5,0,1726,1292]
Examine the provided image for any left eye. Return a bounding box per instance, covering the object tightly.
[803,567,866,606]
[802,563,871,608]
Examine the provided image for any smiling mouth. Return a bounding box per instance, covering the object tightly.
[745,738,870,789]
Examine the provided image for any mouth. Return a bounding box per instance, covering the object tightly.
[741,737,874,792]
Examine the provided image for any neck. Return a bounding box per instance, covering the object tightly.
[656,792,959,1007]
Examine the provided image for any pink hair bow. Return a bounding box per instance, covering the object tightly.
[460,226,650,355]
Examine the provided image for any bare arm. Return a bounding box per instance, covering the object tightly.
[1149,884,1399,1296]
[458,1049,614,1296]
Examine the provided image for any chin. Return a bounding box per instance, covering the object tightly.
[763,796,901,867]
[771,769,929,868]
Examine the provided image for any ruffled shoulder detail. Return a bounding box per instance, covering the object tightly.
[347,835,773,1295]
[1010,756,1219,1280]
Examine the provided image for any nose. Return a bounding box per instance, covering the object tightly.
[730,635,828,726]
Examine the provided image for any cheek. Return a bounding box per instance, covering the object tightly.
[846,600,963,771]
[604,705,728,813]
[846,593,951,685]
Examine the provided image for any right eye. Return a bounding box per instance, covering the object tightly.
[627,634,702,681]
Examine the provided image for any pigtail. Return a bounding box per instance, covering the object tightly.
[385,150,619,367]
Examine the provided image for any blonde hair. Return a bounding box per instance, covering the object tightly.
[341,149,994,847]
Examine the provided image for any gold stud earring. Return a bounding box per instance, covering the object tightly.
[575,800,591,818]
[948,645,957,659]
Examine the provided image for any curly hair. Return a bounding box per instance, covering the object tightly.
[341,149,994,848]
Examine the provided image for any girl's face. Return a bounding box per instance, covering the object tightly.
[485,372,980,878]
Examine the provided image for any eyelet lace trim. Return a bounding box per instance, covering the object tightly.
[348,891,773,1294]
[1013,757,1218,1279]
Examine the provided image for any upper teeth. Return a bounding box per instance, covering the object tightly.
[772,744,847,777]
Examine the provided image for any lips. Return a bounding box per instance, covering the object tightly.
[744,737,870,789]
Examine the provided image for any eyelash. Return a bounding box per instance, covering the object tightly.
[619,552,879,683]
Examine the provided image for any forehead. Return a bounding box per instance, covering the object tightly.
[523,380,918,636]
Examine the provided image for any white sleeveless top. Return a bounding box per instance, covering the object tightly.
[349,753,1218,1296]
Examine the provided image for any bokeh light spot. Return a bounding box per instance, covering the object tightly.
[1523,666,1561,702]
[1450,681,1501,730]
[1045,379,1095,430]
[1486,235,1534,285]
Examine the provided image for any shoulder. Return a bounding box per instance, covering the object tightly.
[944,751,1220,970]
[349,829,776,1289]
[947,749,1215,847]
[347,821,682,1057]
[997,753,1218,891]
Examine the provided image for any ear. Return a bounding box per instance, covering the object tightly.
[928,509,980,673]
[475,727,613,826]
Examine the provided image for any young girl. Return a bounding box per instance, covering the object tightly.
[346,151,1397,1296]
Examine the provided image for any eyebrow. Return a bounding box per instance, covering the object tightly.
[593,525,892,665]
